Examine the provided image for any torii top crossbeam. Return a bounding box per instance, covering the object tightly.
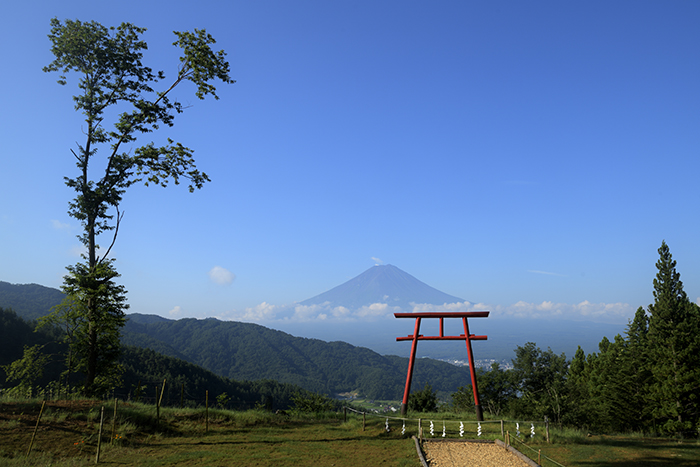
[395,311,489,419]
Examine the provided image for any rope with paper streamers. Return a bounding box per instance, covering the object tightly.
[343,407,542,441]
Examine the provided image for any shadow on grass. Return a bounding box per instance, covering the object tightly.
[576,457,698,467]
[590,436,699,451]
[545,436,700,467]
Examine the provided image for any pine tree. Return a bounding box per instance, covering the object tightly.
[563,346,595,428]
[622,306,652,430]
[646,241,700,433]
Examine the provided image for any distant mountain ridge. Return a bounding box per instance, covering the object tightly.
[0,281,65,321]
[300,264,467,310]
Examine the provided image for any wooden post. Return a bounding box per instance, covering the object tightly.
[95,406,105,464]
[205,390,209,433]
[181,382,184,408]
[156,386,160,423]
[158,379,166,420]
[362,412,365,431]
[500,420,504,437]
[26,400,46,458]
[343,407,347,422]
[418,418,422,440]
[538,449,541,465]
[545,417,550,443]
[111,398,117,445]
[159,379,166,406]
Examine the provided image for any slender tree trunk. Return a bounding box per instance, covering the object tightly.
[85,212,98,394]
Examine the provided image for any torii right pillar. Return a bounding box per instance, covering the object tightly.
[395,311,489,420]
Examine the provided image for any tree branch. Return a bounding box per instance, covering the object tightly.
[97,206,123,267]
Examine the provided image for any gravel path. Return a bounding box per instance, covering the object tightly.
[422,440,533,467]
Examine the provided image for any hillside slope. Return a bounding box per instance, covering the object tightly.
[0,307,302,410]
[0,281,64,321]
[123,316,472,399]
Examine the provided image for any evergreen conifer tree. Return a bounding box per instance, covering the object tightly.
[622,306,652,430]
[646,241,700,433]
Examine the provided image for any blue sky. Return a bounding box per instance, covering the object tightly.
[1,1,699,330]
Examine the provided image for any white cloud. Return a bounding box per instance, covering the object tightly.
[356,302,401,318]
[208,266,235,285]
[216,299,636,326]
[238,302,281,321]
[293,303,331,321]
[371,257,384,265]
[489,300,635,322]
[169,306,183,316]
[51,219,70,230]
[331,306,351,318]
[410,301,474,312]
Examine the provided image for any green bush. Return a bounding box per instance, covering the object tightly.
[408,384,437,412]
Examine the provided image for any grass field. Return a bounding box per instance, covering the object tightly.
[0,400,420,467]
[512,434,700,467]
[0,399,698,466]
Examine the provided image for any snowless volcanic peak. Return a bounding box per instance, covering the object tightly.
[299,264,466,311]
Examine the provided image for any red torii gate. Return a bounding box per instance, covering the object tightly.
[395,311,489,420]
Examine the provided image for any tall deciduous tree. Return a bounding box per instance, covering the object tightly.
[43,18,233,395]
[646,241,700,433]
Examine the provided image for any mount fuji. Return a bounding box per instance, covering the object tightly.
[299,264,467,311]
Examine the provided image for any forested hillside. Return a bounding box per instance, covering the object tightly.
[0,281,64,321]
[0,307,302,410]
[122,316,472,400]
[0,281,476,400]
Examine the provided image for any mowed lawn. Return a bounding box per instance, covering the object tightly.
[512,435,700,467]
[103,420,421,467]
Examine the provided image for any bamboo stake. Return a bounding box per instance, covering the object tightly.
[159,379,166,408]
[26,400,46,458]
[111,398,117,445]
[157,379,166,423]
[95,406,105,464]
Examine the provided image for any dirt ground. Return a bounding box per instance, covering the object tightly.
[422,440,533,467]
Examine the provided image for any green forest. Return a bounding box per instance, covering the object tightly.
[450,241,700,436]
[0,306,303,411]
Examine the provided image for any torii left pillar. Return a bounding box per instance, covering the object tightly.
[395,311,489,420]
